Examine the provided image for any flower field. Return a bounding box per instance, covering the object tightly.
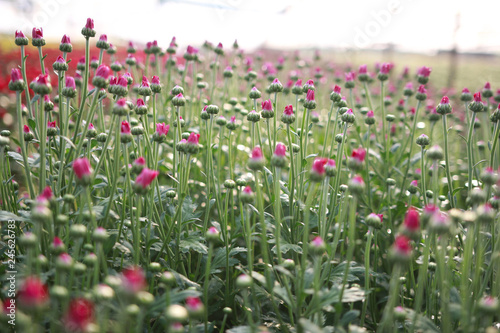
[1,18,500,333]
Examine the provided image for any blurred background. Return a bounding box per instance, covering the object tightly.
[0,0,499,125]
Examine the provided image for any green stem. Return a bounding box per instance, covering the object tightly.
[16,92,35,198]
[442,114,455,208]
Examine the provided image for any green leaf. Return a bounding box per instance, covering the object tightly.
[179,236,208,254]
[340,310,360,326]
[30,95,40,104]
[390,143,401,153]
[0,211,25,222]
[28,118,37,130]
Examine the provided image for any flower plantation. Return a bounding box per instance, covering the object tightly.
[1,18,500,332]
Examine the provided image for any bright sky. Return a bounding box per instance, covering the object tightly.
[1,0,499,53]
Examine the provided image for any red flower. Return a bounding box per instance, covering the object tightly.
[393,235,412,255]
[283,105,294,116]
[64,298,94,332]
[18,276,49,308]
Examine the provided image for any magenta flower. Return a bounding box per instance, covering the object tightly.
[262,100,273,111]
[284,105,294,116]
[117,76,128,88]
[152,76,160,85]
[38,186,53,202]
[345,72,354,82]
[61,34,71,44]
[135,168,159,189]
[311,157,328,176]
[474,92,482,102]
[139,76,150,88]
[121,121,131,135]
[18,276,49,308]
[85,18,94,30]
[243,186,253,195]
[134,157,146,166]
[156,123,170,136]
[23,125,30,133]
[73,158,91,180]
[295,79,302,87]
[65,76,76,89]
[47,121,56,128]
[15,30,26,39]
[274,142,286,157]
[10,68,22,82]
[417,85,426,94]
[351,147,366,163]
[410,180,418,187]
[306,89,315,102]
[380,63,391,75]
[404,207,420,232]
[404,82,413,90]
[187,132,200,145]
[121,266,146,293]
[137,98,145,107]
[333,85,341,94]
[32,27,43,39]
[359,64,367,74]
[251,147,263,159]
[393,235,412,255]
[95,65,110,79]
[417,66,432,77]
[98,34,107,42]
[367,110,374,118]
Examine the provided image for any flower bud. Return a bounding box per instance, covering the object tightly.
[81,18,96,38]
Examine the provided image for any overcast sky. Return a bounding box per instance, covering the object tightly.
[1,0,499,53]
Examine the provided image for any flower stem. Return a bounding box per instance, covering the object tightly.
[442,114,455,208]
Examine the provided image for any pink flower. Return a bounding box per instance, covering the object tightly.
[117,76,128,88]
[359,64,367,74]
[230,116,236,123]
[462,87,470,94]
[393,235,412,255]
[135,168,159,189]
[23,125,30,133]
[47,121,56,128]
[351,175,365,186]
[152,76,160,85]
[474,92,482,102]
[85,18,94,30]
[61,34,71,44]
[311,158,328,175]
[404,82,413,90]
[306,79,314,85]
[116,98,127,108]
[417,66,432,77]
[484,82,491,90]
[367,110,374,118]
[38,186,53,202]
[73,158,91,180]
[345,72,354,82]
[284,105,294,116]
[410,180,418,187]
[185,296,204,313]
[95,65,110,79]
[137,98,145,107]
[134,157,146,166]
[121,121,131,135]
[156,123,170,136]
[53,236,64,248]
[379,63,391,75]
[15,30,26,39]
[121,266,146,293]
[10,68,22,82]
[333,85,341,94]
[187,132,200,145]
[417,85,426,94]
[274,142,286,157]
[404,207,420,232]
[251,147,263,159]
[186,45,199,55]
[98,34,107,42]
[62,76,74,90]
[294,79,302,87]
[327,159,336,168]
[243,186,253,195]
[306,89,315,102]
[32,27,43,39]
[351,147,366,162]
[441,96,449,104]
[262,100,273,111]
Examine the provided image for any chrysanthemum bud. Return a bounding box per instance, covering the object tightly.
[427,145,443,160]
[248,87,261,100]
[469,92,485,112]
[390,235,412,263]
[366,213,383,229]
[15,30,29,46]
[269,78,284,93]
[310,158,327,182]
[81,18,96,38]
[417,66,431,84]
[341,109,355,123]
[248,147,265,171]
[348,175,365,195]
[240,186,255,204]
[416,134,430,147]
[436,96,452,115]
